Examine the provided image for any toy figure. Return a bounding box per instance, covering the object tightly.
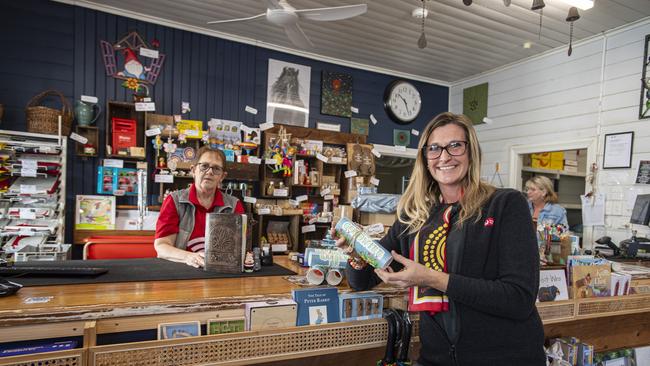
[152,134,163,150]
[271,145,284,173]
[244,251,255,273]
[157,156,166,169]
[282,146,295,177]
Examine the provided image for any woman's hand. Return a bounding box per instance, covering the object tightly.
[375,251,449,291]
[331,227,354,255]
[185,251,205,268]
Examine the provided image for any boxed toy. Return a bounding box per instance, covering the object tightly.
[244,299,297,331]
[339,291,383,322]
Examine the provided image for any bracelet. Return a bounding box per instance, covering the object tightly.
[347,256,368,270]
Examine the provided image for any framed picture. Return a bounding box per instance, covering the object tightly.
[321,70,352,118]
[603,132,634,169]
[158,321,201,340]
[266,59,311,127]
[207,317,245,335]
[75,195,116,230]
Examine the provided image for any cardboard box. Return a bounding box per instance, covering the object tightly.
[359,212,396,226]
[531,152,564,170]
[244,299,297,331]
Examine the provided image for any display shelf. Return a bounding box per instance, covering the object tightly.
[105,101,146,160]
[521,166,586,178]
[536,293,650,324]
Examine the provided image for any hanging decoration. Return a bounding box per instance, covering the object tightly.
[639,34,650,119]
[417,0,428,49]
[531,0,545,40]
[100,31,166,94]
[565,7,580,56]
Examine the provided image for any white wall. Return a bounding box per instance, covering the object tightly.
[449,18,650,249]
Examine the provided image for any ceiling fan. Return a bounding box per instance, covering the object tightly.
[207,0,368,49]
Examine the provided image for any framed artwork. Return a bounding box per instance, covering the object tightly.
[321,71,352,117]
[463,83,488,125]
[603,132,634,169]
[75,195,116,230]
[350,118,369,136]
[158,321,201,340]
[266,59,311,127]
[640,34,650,119]
[393,129,411,147]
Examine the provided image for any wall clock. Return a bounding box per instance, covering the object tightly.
[384,80,422,124]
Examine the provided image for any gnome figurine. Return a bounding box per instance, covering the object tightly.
[118,48,147,80]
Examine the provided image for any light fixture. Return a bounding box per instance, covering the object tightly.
[566,6,580,56]
[557,0,593,10]
[531,0,545,40]
[463,0,472,5]
[416,0,428,49]
[523,41,532,49]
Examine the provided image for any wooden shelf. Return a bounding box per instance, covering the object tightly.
[522,166,586,178]
[561,203,582,210]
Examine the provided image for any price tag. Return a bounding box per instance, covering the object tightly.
[184,129,199,138]
[80,95,98,104]
[366,223,385,235]
[136,162,148,170]
[142,97,152,102]
[394,145,407,152]
[20,168,37,177]
[301,224,316,233]
[320,188,331,196]
[308,217,318,224]
[331,156,344,163]
[19,208,37,220]
[296,195,308,202]
[104,159,124,168]
[244,196,257,204]
[20,185,37,194]
[139,47,159,59]
[323,194,334,200]
[145,127,162,137]
[248,156,262,164]
[259,122,274,131]
[258,208,271,215]
[370,114,378,125]
[155,174,174,183]
[344,170,358,178]
[370,177,380,186]
[69,132,88,145]
[288,199,299,206]
[24,296,54,304]
[245,105,258,115]
[350,106,359,113]
[135,102,156,112]
[411,129,420,136]
[273,188,288,197]
[113,189,126,196]
[371,148,381,158]
[316,153,328,163]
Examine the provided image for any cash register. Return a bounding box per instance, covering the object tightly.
[596,194,650,258]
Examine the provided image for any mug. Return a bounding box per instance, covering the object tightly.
[74,100,101,126]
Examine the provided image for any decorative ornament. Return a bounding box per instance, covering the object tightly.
[177,133,187,144]
[565,7,580,56]
[418,0,428,49]
[531,0,545,40]
[152,135,163,150]
[100,31,165,90]
[463,0,472,5]
[201,132,210,144]
[151,39,160,48]
[122,78,140,91]
[163,138,177,154]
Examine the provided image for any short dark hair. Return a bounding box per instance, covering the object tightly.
[194,146,227,172]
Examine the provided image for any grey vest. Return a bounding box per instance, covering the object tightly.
[169,188,239,249]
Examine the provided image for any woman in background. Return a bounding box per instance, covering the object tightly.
[526,175,568,227]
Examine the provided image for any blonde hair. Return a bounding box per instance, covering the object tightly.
[525,175,558,204]
[397,112,495,233]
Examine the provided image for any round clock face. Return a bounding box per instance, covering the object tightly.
[384,80,422,124]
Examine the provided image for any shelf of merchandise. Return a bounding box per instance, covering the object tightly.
[0,129,67,259]
[521,166,587,178]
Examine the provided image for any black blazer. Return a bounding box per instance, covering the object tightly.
[346,189,546,366]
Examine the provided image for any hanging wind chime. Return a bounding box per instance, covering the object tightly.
[418,0,427,49]
[566,7,580,56]
[531,0,545,40]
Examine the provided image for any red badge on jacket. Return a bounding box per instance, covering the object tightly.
[484,217,494,227]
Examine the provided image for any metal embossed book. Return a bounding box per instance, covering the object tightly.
[204,213,248,274]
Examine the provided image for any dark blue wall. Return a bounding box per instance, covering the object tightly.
[0,0,448,242]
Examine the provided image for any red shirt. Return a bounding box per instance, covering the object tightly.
[155,184,245,252]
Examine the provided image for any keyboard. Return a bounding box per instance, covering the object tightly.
[0,266,108,276]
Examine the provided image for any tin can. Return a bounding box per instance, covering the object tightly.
[335,217,392,269]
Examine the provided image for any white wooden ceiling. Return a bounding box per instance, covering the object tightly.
[57,0,650,83]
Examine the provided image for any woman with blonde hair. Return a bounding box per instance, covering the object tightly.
[335,112,545,365]
[526,175,568,227]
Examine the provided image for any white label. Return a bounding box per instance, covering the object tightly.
[331,156,344,163]
[20,159,37,170]
[366,223,385,235]
[19,208,37,220]
[244,196,257,204]
[411,129,420,136]
[370,114,378,125]
[145,127,162,137]
[113,189,126,196]
[80,95,98,104]
[20,168,37,177]
[245,105,258,115]
[139,47,159,59]
[69,132,88,144]
[320,188,331,196]
[265,159,276,165]
[394,145,407,152]
[182,102,190,112]
[259,122,274,131]
[302,224,316,233]
[288,199,299,206]
[104,159,124,168]
[20,185,37,194]
[258,208,271,215]
[324,194,334,200]
[350,106,359,113]
[344,170,358,178]
[24,296,54,304]
[135,102,156,112]
[142,97,152,102]
[370,177,380,186]
[316,153,328,163]
[136,162,148,170]
[316,122,341,132]
[248,156,262,164]
[371,148,381,158]
[296,195,308,202]
[155,174,174,183]
[184,129,199,137]
[273,188,288,197]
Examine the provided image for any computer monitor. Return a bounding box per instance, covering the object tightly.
[630,194,650,226]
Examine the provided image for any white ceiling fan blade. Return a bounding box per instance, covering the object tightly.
[207,13,266,25]
[296,4,367,21]
[284,23,314,49]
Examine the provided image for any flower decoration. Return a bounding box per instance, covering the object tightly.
[151,135,163,150]
[177,133,187,144]
[163,137,177,154]
[122,78,140,91]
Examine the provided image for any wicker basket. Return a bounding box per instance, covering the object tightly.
[25,90,73,135]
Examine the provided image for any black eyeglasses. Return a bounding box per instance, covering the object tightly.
[421,141,468,159]
[196,163,224,175]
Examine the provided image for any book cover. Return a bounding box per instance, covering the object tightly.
[292,287,340,326]
[0,340,77,357]
[571,264,611,298]
[537,269,569,302]
[204,213,248,274]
